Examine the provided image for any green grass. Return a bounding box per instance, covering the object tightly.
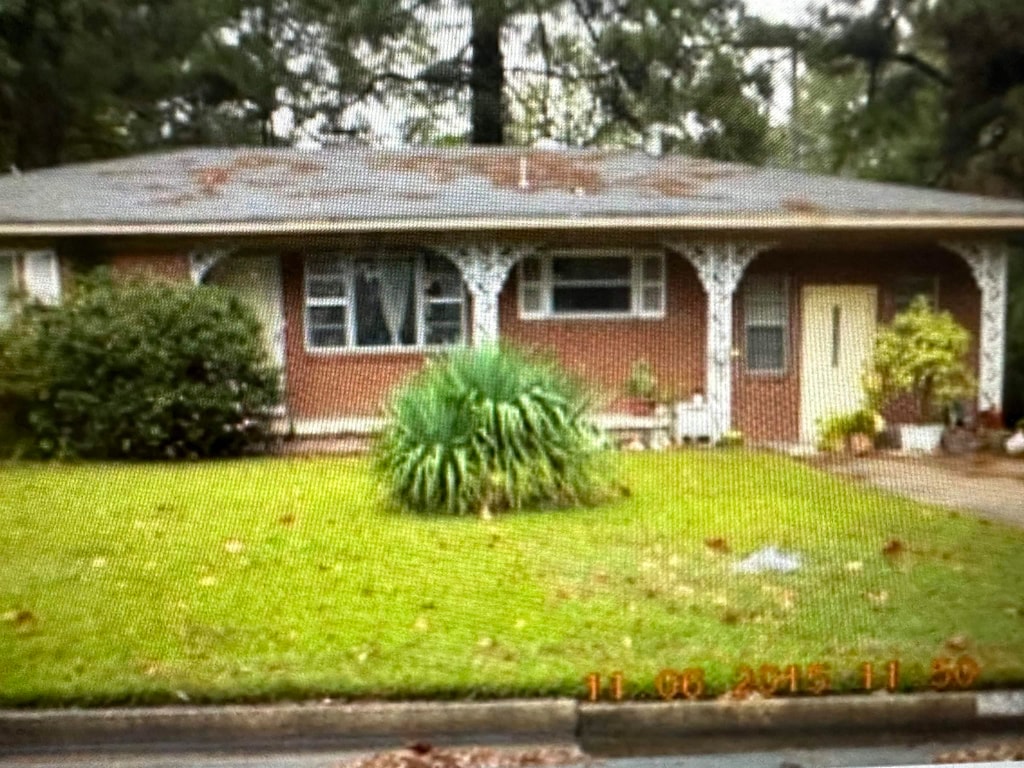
[1,451,1022,706]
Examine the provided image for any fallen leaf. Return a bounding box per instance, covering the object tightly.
[882,539,905,556]
[704,537,731,554]
[278,513,295,526]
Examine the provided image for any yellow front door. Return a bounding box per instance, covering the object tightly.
[800,285,878,443]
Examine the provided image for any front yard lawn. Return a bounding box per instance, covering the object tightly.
[1,451,1022,706]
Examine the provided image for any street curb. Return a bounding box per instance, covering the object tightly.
[0,699,579,754]
[1,691,1022,756]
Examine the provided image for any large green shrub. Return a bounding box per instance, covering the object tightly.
[374,346,618,515]
[863,296,976,423]
[0,272,281,459]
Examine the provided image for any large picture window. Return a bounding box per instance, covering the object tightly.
[518,252,665,318]
[305,253,465,351]
[744,274,789,373]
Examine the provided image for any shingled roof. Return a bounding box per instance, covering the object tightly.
[1,145,1024,236]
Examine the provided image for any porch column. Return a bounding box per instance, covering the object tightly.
[188,249,231,284]
[443,245,533,346]
[942,240,1009,415]
[667,241,774,441]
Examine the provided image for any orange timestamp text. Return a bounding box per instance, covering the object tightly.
[584,656,981,701]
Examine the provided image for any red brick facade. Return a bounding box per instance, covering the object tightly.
[109,252,191,282]
[107,242,983,441]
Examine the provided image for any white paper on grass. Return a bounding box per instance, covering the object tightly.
[732,546,802,574]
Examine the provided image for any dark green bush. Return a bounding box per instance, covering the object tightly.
[0,271,281,459]
[374,346,618,515]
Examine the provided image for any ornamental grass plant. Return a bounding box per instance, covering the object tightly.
[374,346,618,516]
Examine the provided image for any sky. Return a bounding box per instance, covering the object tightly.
[749,0,817,25]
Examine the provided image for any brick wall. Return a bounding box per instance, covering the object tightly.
[500,253,707,405]
[108,252,192,282]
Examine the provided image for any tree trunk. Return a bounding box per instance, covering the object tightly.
[469,3,505,145]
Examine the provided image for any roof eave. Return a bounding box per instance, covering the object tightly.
[2,214,1024,239]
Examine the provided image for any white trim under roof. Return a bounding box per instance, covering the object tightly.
[1,214,1024,239]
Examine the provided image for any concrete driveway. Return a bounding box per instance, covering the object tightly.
[808,452,1024,527]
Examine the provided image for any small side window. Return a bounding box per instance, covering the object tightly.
[744,274,789,373]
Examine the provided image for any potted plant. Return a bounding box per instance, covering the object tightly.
[863,297,976,453]
[817,408,884,454]
[621,360,658,416]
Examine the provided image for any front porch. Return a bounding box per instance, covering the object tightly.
[190,235,1010,445]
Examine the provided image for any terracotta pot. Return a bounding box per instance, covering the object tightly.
[848,432,873,455]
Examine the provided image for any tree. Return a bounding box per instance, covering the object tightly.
[798,0,1024,425]
[402,0,773,159]
[0,0,227,170]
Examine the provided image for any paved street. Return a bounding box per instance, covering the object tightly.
[2,737,1022,768]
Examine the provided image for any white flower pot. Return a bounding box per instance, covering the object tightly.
[898,423,945,453]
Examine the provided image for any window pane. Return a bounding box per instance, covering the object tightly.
[553,286,631,312]
[426,302,462,324]
[521,257,541,282]
[424,272,462,299]
[309,306,346,326]
[746,299,785,325]
[521,286,543,313]
[354,260,416,347]
[642,256,663,281]
[309,327,347,348]
[307,277,347,299]
[307,255,346,277]
[552,256,630,282]
[747,327,785,371]
[642,285,662,312]
[425,326,460,346]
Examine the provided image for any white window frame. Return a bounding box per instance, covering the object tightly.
[0,251,17,327]
[303,253,467,354]
[518,250,666,320]
[743,273,790,375]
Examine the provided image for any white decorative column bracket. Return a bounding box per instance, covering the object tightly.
[941,240,1009,415]
[666,240,776,441]
[188,248,232,284]
[442,244,536,346]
